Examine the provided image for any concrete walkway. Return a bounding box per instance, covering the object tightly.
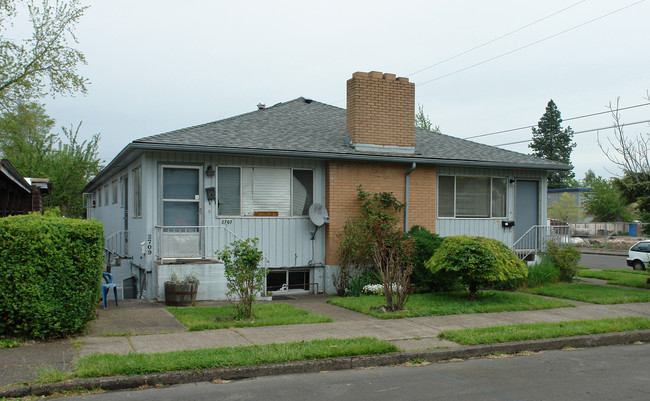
[3,293,650,388]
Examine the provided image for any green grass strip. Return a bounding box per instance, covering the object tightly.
[0,338,21,348]
[578,269,650,289]
[74,337,398,378]
[523,282,650,304]
[167,303,332,331]
[439,316,650,345]
[326,291,573,319]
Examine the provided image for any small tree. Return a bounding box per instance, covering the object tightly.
[583,176,633,222]
[426,236,527,300]
[337,186,415,311]
[415,104,441,133]
[548,192,583,222]
[216,238,266,320]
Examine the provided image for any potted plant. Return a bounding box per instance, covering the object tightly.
[164,270,200,306]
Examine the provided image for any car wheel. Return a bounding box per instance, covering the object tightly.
[633,261,646,271]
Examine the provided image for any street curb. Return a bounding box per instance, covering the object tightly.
[2,330,650,398]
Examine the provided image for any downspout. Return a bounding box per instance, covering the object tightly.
[404,162,416,232]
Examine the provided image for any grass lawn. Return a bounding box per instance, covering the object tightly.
[439,316,650,345]
[0,338,21,348]
[326,291,574,319]
[523,282,650,304]
[577,268,650,289]
[167,303,332,331]
[73,337,398,378]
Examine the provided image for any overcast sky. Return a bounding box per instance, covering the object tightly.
[39,0,650,181]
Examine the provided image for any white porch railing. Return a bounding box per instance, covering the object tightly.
[105,230,129,259]
[154,225,270,265]
[511,225,571,260]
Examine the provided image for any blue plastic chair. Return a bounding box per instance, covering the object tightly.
[101,272,118,309]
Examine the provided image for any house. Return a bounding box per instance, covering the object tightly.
[0,159,51,217]
[84,71,570,301]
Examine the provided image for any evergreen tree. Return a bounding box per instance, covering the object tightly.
[529,100,576,188]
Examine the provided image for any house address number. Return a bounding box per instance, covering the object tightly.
[147,234,153,255]
[220,219,233,225]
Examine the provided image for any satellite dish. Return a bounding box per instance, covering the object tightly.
[309,203,330,227]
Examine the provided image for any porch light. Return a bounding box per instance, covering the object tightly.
[205,165,215,177]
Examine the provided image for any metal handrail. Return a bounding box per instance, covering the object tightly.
[511,225,571,260]
[154,225,271,265]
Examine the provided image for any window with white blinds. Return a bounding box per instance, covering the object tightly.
[218,167,313,217]
[438,175,507,219]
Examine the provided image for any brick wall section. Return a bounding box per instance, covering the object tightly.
[325,160,436,265]
[346,71,415,149]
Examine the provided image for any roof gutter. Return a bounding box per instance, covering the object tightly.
[84,142,571,191]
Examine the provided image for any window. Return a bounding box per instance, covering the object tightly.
[133,167,142,218]
[104,185,109,206]
[112,180,118,204]
[438,175,507,218]
[98,188,102,207]
[217,166,313,217]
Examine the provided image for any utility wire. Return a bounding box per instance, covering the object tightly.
[417,0,646,87]
[407,0,587,77]
[494,119,650,146]
[464,102,650,139]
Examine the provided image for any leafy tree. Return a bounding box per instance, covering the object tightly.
[0,102,101,217]
[582,169,597,188]
[337,186,415,311]
[529,100,576,188]
[0,0,88,109]
[426,236,527,300]
[583,176,633,222]
[548,192,583,222]
[415,104,441,133]
[216,238,267,320]
[598,94,650,232]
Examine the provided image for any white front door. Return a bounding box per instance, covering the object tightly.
[160,165,202,259]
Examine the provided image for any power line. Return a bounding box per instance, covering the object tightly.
[407,0,587,77]
[464,102,650,139]
[417,0,646,87]
[494,119,650,146]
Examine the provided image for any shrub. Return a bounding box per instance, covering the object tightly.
[216,238,267,320]
[0,214,104,339]
[544,242,582,282]
[527,256,560,287]
[407,226,457,293]
[426,236,528,300]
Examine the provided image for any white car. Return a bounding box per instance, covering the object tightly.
[627,240,650,270]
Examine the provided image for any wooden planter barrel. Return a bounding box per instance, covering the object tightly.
[164,281,199,306]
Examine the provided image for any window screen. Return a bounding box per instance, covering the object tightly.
[491,178,507,218]
[438,176,455,217]
[456,176,490,218]
[218,167,241,216]
[292,170,313,216]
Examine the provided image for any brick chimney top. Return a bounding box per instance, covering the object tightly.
[346,71,415,154]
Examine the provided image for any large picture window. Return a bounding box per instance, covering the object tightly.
[438,175,507,218]
[217,167,313,217]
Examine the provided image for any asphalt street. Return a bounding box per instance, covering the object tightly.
[579,253,628,270]
[65,343,650,401]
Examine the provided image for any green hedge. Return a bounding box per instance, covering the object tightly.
[0,214,104,339]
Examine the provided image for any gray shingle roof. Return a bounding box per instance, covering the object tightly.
[134,97,568,170]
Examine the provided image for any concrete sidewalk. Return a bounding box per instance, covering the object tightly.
[2,293,650,390]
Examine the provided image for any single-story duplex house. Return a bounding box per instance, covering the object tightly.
[84,71,570,301]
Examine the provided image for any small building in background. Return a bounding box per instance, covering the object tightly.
[0,159,51,217]
[547,188,592,223]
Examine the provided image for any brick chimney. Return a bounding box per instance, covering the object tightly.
[346,71,415,154]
